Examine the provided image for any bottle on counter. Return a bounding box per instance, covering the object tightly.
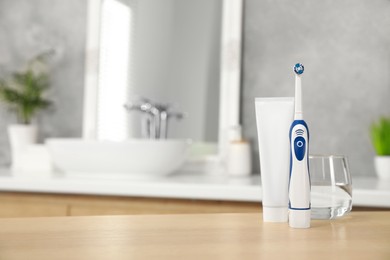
[226,125,252,177]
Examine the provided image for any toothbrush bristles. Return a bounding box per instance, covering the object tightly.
[294,63,304,75]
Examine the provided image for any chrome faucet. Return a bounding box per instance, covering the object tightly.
[124,97,184,139]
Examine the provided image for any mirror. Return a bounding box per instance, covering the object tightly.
[83,0,242,159]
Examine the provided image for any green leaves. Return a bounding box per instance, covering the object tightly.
[0,54,52,124]
[370,117,390,156]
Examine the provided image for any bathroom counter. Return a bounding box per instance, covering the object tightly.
[0,211,389,259]
[0,169,388,208]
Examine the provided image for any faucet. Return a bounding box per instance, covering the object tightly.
[124,97,184,139]
[159,109,184,139]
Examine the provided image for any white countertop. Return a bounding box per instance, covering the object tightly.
[0,169,389,208]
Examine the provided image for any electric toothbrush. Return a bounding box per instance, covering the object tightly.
[289,63,311,228]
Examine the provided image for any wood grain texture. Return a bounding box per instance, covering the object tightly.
[0,192,387,219]
[0,211,389,259]
[0,192,261,218]
[0,200,67,218]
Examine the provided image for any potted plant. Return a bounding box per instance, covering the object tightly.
[0,52,52,169]
[370,116,390,180]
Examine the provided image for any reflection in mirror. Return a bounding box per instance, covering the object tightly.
[93,0,222,143]
[84,0,243,167]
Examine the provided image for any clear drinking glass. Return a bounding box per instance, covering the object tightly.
[309,155,352,219]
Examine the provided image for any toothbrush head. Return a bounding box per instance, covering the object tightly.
[293,63,304,75]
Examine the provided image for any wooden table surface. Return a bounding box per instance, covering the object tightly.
[0,211,389,260]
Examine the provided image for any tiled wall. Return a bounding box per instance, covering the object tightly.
[0,0,87,166]
[242,0,390,176]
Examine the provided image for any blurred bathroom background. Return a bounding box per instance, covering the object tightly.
[241,0,390,176]
[0,0,389,177]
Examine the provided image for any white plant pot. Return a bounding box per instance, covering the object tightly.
[8,124,38,170]
[374,156,390,181]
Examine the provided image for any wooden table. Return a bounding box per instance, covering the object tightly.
[0,212,389,259]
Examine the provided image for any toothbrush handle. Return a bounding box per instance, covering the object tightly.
[289,120,311,210]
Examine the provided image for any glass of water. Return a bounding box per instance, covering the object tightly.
[309,155,352,219]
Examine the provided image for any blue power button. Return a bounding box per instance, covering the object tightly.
[294,136,306,161]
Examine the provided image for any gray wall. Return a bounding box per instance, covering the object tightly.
[242,0,390,177]
[0,0,86,166]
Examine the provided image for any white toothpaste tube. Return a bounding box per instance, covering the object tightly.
[255,97,294,222]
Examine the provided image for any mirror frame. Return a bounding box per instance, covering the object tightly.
[82,0,243,165]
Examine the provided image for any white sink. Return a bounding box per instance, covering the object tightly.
[46,138,190,175]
